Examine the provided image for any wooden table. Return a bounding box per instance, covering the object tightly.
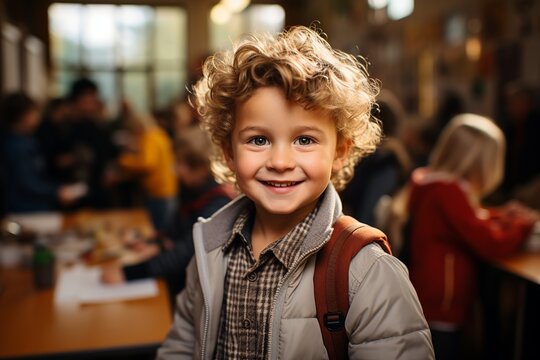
[492,251,540,360]
[63,208,155,239]
[0,209,172,359]
[494,252,540,285]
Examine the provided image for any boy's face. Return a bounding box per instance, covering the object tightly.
[224,86,349,221]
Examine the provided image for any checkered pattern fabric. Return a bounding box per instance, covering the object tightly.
[214,205,319,359]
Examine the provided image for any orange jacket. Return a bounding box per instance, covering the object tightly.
[119,126,178,198]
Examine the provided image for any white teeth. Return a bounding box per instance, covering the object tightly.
[266,181,297,187]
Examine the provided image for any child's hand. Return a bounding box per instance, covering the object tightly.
[502,201,540,223]
[101,262,126,284]
[130,241,160,261]
[58,183,88,205]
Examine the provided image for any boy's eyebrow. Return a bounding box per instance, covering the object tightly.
[238,126,267,135]
[238,125,326,135]
[294,126,326,134]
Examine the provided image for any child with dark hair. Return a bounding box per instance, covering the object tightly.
[67,77,117,208]
[341,90,413,225]
[36,97,80,183]
[0,93,85,213]
[102,126,234,299]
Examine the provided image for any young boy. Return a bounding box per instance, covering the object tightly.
[157,26,433,359]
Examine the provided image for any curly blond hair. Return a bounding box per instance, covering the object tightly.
[192,26,381,191]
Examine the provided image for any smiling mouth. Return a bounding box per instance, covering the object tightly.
[263,181,301,187]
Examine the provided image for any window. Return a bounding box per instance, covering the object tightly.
[49,4,187,116]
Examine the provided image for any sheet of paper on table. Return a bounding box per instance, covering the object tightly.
[6,212,63,234]
[524,221,540,252]
[54,264,158,305]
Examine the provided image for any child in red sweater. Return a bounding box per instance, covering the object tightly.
[394,114,539,360]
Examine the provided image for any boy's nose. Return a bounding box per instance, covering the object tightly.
[267,144,295,171]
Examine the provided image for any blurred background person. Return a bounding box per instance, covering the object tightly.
[391,114,539,360]
[67,77,118,208]
[35,97,79,184]
[115,106,178,233]
[102,126,235,299]
[151,97,199,141]
[170,99,199,136]
[0,92,85,213]
[341,89,413,225]
[400,116,439,170]
[434,89,466,140]
[499,82,540,205]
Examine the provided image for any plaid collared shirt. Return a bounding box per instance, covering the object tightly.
[214,204,319,359]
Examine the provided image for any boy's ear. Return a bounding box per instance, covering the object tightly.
[222,142,236,172]
[332,138,352,173]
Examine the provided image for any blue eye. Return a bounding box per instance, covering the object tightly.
[295,136,314,146]
[249,136,268,146]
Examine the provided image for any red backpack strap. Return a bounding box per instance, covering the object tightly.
[314,215,392,360]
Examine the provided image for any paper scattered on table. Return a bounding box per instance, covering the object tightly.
[524,221,540,252]
[54,264,158,305]
[6,212,63,234]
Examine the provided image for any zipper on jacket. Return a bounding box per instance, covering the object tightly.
[441,253,454,311]
[200,249,229,359]
[201,296,210,359]
[266,235,330,360]
[193,222,212,360]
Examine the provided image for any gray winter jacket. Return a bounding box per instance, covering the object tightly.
[157,185,434,359]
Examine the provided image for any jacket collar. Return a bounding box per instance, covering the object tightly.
[198,184,343,254]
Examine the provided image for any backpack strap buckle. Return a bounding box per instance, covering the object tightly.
[323,312,345,332]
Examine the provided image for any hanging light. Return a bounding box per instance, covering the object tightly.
[222,0,250,13]
[466,36,482,61]
[368,0,389,10]
[388,0,414,20]
[210,3,231,24]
